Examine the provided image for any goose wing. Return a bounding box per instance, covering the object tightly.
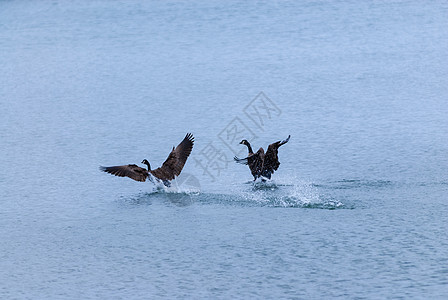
[234,147,265,178]
[100,164,149,182]
[263,135,290,175]
[150,133,194,181]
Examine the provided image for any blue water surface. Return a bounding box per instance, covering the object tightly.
[1,0,447,298]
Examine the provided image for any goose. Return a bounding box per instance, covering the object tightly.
[100,133,194,187]
[238,139,265,180]
[234,135,290,181]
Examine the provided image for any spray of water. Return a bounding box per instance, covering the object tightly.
[142,173,344,209]
[231,174,344,208]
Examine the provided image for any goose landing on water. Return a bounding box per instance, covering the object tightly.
[100,133,194,187]
[234,135,290,181]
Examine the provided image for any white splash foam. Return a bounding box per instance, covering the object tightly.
[150,174,201,195]
[235,174,343,208]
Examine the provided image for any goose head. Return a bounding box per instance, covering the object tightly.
[239,139,250,145]
[141,159,151,170]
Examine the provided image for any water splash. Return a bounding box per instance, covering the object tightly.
[146,173,201,195]
[233,176,345,209]
[126,175,347,209]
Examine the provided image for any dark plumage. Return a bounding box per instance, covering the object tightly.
[234,135,290,180]
[100,133,194,186]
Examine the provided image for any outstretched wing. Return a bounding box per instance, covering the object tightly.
[150,133,194,181]
[263,135,290,176]
[234,148,265,178]
[234,156,249,165]
[100,164,149,182]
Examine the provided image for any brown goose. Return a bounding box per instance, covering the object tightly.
[234,135,290,181]
[237,140,265,180]
[100,133,194,187]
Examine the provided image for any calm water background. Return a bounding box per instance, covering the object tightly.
[1,0,447,298]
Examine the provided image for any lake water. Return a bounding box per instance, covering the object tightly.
[1,0,447,298]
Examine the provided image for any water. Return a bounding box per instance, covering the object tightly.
[1,0,447,298]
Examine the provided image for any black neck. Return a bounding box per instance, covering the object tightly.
[246,143,254,154]
[143,161,151,171]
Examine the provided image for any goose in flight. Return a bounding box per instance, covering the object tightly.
[100,133,194,187]
[234,135,290,181]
